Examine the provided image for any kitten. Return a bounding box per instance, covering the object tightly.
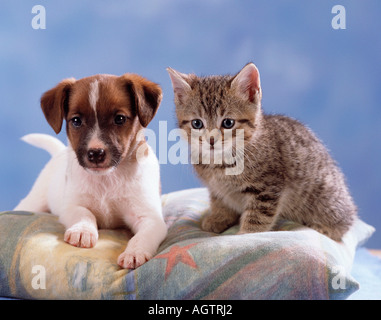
[167,63,357,241]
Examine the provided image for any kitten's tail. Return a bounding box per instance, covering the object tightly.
[21,133,66,157]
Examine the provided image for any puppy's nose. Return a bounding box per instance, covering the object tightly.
[87,148,106,164]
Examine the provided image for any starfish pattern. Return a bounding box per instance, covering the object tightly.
[156,243,198,279]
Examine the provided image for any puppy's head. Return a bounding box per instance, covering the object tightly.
[40,73,162,174]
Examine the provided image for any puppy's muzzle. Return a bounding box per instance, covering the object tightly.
[87,148,106,164]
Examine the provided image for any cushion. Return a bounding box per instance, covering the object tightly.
[0,188,375,299]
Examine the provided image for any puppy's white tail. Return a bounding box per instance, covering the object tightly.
[21,133,66,157]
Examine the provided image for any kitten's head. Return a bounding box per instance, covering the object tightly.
[167,63,262,166]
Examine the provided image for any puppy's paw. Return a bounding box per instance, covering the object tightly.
[117,249,153,269]
[64,225,98,248]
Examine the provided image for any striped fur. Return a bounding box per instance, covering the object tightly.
[168,63,357,241]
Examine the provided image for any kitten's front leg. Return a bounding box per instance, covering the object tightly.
[239,192,280,234]
[201,194,240,233]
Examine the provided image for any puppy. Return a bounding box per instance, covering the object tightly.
[14,73,167,269]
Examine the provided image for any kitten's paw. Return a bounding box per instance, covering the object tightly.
[237,228,262,235]
[117,249,153,269]
[64,225,98,248]
[238,222,271,234]
[201,214,230,233]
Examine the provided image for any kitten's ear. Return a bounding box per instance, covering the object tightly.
[167,67,192,103]
[231,63,261,103]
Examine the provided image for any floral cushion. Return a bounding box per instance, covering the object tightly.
[0,188,375,299]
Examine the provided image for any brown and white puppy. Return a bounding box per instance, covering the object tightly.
[15,73,167,269]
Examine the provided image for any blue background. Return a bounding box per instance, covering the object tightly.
[0,1,380,247]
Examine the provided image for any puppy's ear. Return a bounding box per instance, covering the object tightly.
[40,78,76,134]
[121,74,162,127]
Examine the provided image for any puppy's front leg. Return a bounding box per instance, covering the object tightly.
[118,216,167,269]
[60,206,98,248]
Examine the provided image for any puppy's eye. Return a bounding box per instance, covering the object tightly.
[221,118,235,129]
[114,115,127,126]
[191,119,204,130]
[71,117,82,128]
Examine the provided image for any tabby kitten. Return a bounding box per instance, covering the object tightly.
[167,63,357,241]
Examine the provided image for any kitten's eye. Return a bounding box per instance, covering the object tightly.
[222,118,235,129]
[191,119,204,130]
[71,117,82,128]
[114,115,127,126]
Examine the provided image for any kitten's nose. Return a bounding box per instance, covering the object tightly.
[209,137,215,146]
[87,148,106,164]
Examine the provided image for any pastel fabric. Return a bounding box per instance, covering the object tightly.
[0,188,375,299]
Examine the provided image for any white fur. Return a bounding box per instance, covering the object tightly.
[21,133,65,156]
[89,80,99,114]
[15,134,167,269]
[87,80,105,151]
